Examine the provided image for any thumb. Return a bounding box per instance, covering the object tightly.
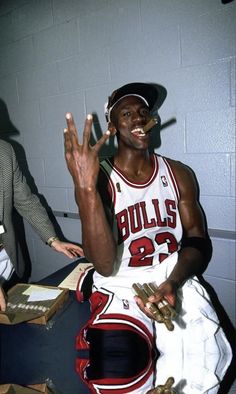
[94,130,111,153]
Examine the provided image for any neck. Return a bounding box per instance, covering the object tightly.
[114,149,153,182]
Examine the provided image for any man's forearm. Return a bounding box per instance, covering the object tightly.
[75,188,116,277]
[168,247,206,288]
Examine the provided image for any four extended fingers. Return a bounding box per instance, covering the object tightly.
[64,112,110,154]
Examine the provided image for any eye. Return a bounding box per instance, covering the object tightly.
[123,111,131,117]
[140,108,150,116]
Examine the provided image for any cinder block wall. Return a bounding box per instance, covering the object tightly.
[0,1,235,329]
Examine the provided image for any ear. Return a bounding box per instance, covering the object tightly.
[108,121,117,136]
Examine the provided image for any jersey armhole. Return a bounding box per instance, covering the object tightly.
[162,157,180,201]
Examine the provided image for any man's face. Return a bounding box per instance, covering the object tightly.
[110,96,152,150]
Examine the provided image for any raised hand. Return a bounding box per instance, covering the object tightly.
[64,112,110,192]
[64,112,116,274]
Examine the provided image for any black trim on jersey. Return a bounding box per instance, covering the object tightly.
[181,236,212,265]
[97,162,115,226]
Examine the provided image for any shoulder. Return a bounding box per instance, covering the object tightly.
[164,157,194,177]
[164,157,199,199]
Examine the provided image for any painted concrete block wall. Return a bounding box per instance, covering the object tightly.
[0,0,235,332]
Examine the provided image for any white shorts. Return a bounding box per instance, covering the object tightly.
[76,275,232,393]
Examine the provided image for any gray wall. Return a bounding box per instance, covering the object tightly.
[0,0,235,331]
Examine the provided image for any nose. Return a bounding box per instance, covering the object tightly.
[132,110,146,124]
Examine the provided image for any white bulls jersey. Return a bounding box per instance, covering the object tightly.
[77,154,232,392]
[94,154,183,298]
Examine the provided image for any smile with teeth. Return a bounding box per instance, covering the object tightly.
[131,127,146,137]
[130,118,158,137]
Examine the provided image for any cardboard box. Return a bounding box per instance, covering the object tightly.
[0,383,53,393]
[0,284,69,325]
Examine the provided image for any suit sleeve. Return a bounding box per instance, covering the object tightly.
[11,145,57,243]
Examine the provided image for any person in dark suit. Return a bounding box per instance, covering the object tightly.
[0,139,83,311]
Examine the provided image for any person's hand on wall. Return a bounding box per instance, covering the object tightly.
[0,287,6,312]
[49,238,84,259]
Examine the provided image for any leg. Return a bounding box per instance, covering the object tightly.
[76,288,157,393]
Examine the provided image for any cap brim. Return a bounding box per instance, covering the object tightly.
[110,82,158,111]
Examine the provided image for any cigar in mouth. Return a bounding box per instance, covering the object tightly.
[143,117,158,133]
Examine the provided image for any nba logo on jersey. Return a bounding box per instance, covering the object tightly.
[161,175,168,187]
[122,299,129,309]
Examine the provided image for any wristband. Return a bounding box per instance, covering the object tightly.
[181,236,212,264]
[47,236,59,247]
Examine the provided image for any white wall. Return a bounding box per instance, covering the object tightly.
[0,0,235,331]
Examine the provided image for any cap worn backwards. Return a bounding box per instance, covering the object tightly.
[104,82,158,122]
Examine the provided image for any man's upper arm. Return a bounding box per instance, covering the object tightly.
[169,160,207,238]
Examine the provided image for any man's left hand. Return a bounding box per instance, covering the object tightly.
[51,240,84,259]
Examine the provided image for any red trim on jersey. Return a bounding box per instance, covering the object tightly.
[88,290,153,342]
[76,313,154,351]
[76,266,94,303]
[104,155,158,189]
[76,318,154,393]
[76,291,154,351]
[92,317,153,344]
[76,364,154,394]
[163,157,180,200]
[77,358,154,394]
[76,313,155,392]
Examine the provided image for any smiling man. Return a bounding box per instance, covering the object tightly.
[64,82,232,393]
